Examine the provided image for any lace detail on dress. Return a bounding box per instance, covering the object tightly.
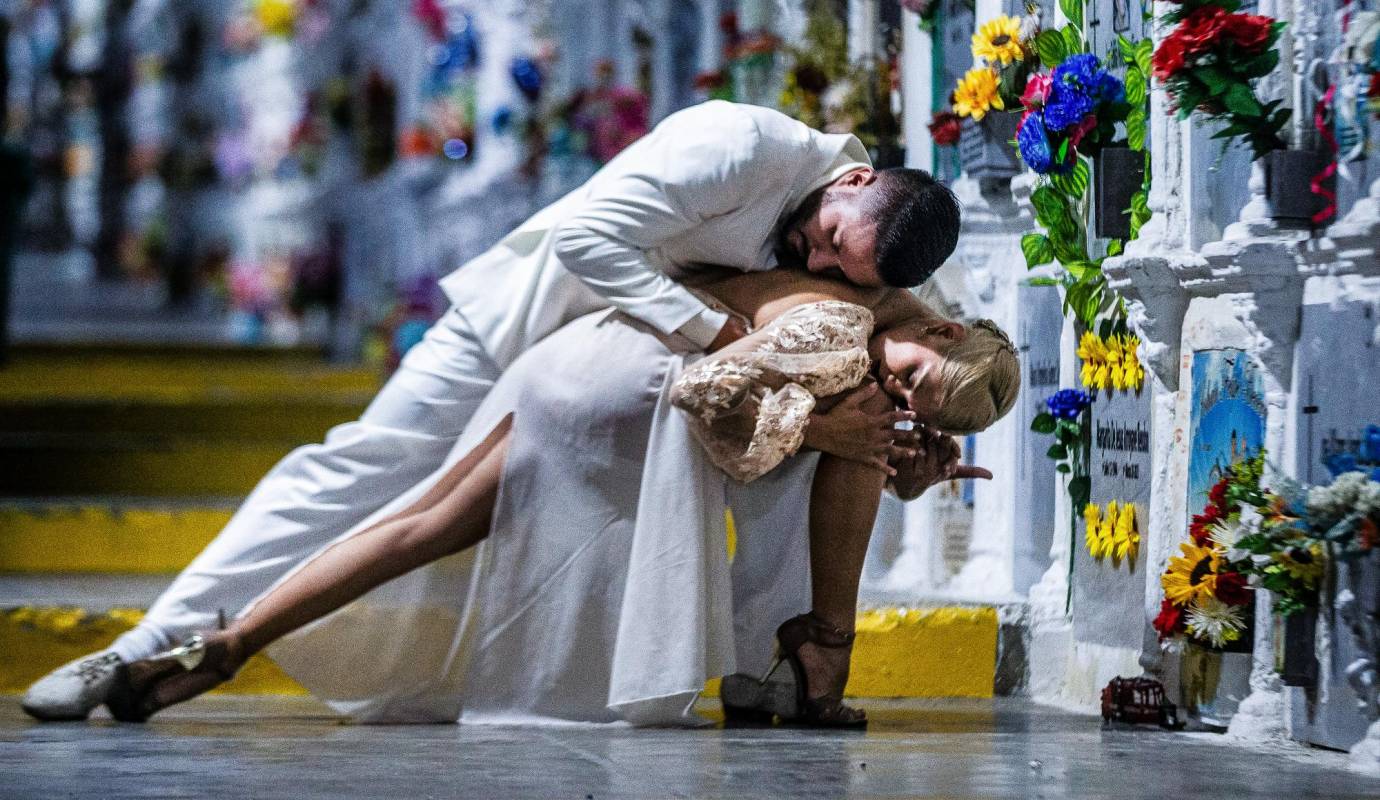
[671,301,875,483]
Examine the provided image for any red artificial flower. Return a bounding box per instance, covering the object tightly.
[1208,476,1230,510]
[1153,34,1187,80]
[928,111,963,146]
[1178,6,1231,55]
[1359,516,1379,551]
[1021,73,1053,110]
[1153,598,1186,640]
[1222,13,1274,54]
[1214,571,1252,606]
[1067,114,1098,148]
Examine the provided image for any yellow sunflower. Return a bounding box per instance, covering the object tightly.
[1273,543,1324,588]
[1163,541,1220,606]
[1077,332,1105,388]
[952,67,1004,121]
[1084,503,1102,557]
[1113,501,1139,561]
[1096,501,1117,560]
[1120,335,1146,391]
[1106,335,1126,391]
[971,15,1026,66]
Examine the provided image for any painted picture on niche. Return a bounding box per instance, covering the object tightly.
[1188,348,1266,521]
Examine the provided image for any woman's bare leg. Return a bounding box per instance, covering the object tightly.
[234,417,513,656]
[114,419,513,719]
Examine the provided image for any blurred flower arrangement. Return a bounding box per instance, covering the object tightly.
[1076,331,1145,393]
[1084,499,1140,563]
[1151,0,1288,160]
[944,12,1041,123]
[1155,454,1268,649]
[900,0,941,33]
[560,60,649,165]
[779,0,849,131]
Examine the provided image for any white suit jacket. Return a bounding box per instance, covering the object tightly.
[438,101,870,368]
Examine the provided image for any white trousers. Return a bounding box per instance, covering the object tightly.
[111,309,502,661]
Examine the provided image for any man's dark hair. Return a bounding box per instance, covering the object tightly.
[862,168,961,288]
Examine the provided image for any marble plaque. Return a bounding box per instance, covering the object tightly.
[1187,348,1266,520]
[1012,284,1063,594]
[1287,300,1380,751]
[1073,378,1153,648]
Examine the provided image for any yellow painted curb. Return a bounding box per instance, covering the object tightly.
[1,605,998,699]
[0,506,230,573]
[0,607,304,695]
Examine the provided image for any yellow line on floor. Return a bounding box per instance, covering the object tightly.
[1,605,998,699]
[0,506,230,573]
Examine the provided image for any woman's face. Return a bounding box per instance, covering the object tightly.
[869,320,967,423]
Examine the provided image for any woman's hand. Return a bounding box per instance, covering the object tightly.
[803,383,917,475]
[889,428,994,500]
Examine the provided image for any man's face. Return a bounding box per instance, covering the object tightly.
[776,169,884,287]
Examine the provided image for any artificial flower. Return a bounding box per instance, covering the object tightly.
[1360,517,1379,550]
[1185,596,1247,648]
[1113,501,1139,561]
[1016,112,1071,175]
[1221,12,1274,54]
[1213,570,1252,606]
[928,110,963,146]
[1020,73,1052,114]
[1085,503,1102,557]
[255,0,298,38]
[1152,35,1187,80]
[1045,389,1091,420]
[1120,336,1145,391]
[1077,332,1106,386]
[1163,541,1220,606]
[952,67,1004,120]
[1153,597,1185,640]
[1273,544,1324,586]
[1105,334,1126,390]
[1096,501,1118,560]
[971,15,1026,66]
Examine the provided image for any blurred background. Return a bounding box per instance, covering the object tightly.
[0,0,916,362]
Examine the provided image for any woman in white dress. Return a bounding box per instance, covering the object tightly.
[105,269,1019,728]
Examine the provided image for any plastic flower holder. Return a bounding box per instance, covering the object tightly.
[1264,149,1333,224]
[958,112,1022,180]
[1274,606,1319,687]
[1094,147,1144,240]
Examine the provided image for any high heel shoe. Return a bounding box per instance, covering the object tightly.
[105,634,244,722]
[762,612,867,729]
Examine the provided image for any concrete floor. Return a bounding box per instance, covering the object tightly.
[2,696,1375,799]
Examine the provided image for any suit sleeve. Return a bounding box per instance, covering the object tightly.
[552,108,762,345]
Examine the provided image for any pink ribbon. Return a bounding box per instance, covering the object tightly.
[1312,85,1338,226]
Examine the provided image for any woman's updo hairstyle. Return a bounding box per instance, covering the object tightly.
[930,319,1020,435]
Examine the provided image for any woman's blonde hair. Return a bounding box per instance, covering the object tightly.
[930,319,1021,435]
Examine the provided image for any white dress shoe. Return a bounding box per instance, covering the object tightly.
[21,650,124,721]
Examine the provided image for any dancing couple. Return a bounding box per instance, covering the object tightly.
[24,101,1018,728]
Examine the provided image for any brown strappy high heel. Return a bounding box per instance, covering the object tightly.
[105,633,245,722]
[764,612,867,729]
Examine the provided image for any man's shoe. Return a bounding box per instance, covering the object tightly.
[21,651,124,721]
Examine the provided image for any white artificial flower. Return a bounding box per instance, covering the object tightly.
[1185,596,1247,649]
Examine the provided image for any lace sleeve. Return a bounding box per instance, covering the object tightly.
[669,300,876,483]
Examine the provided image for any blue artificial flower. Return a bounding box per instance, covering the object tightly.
[1364,424,1380,463]
[1097,72,1126,105]
[510,57,543,102]
[1017,112,1074,175]
[1045,53,1122,131]
[1325,451,1359,478]
[1043,80,1096,132]
[1045,388,1092,420]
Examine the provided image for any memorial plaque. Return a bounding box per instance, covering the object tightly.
[1073,358,1154,648]
[1188,349,1266,518]
[1287,300,1380,751]
[1012,284,1063,594]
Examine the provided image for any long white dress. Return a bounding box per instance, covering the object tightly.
[253,302,875,725]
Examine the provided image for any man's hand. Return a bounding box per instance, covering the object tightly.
[803,383,917,475]
[706,315,750,352]
[890,427,994,500]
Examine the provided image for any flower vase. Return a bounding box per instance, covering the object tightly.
[1274,607,1319,688]
[1264,149,1332,225]
[957,112,1022,180]
[1094,147,1144,241]
[1178,642,1253,730]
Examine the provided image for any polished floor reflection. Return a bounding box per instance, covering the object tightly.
[1,696,1373,798]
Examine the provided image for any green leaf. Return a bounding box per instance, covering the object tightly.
[1117,35,1135,63]
[1223,82,1263,117]
[1135,38,1153,75]
[1056,463,1072,474]
[1198,66,1233,97]
[1026,276,1060,286]
[1239,48,1280,79]
[1022,233,1055,268]
[1051,159,1091,198]
[1064,260,1101,281]
[1125,69,1146,106]
[1047,443,1069,460]
[1035,30,1067,69]
[1031,186,1071,229]
[1105,239,1123,257]
[1131,190,1150,221]
[1031,412,1057,434]
[1127,108,1147,150]
[1059,0,1083,30]
[1069,475,1091,507]
[1061,23,1083,57]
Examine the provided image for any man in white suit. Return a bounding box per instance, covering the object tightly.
[24,101,962,720]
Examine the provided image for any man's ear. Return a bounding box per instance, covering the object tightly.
[837,167,876,189]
